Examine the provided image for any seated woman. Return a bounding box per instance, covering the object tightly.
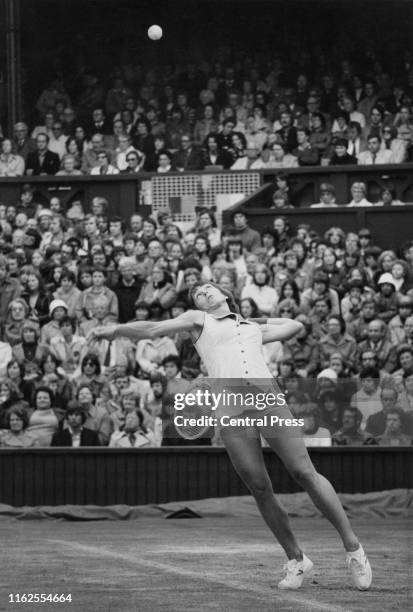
[2,298,30,346]
[347,182,373,207]
[26,386,64,447]
[12,320,49,381]
[0,403,39,447]
[72,352,108,398]
[77,265,119,324]
[4,359,34,403]
[138,266,177,316]
[76,384,113,446]
[0,378,24,428]
[241,264,279,316]
[109,409,157,448]
[376,186,406,207]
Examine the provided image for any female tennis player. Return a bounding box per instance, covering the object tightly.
[88,282,372,591]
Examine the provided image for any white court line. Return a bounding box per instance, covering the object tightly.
[50,539,355,612]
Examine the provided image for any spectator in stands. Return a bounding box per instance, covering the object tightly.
[138,266,177,315]
[81,133,112,174]
[350,367,382,429]
[193,104,219,146]
[375,407,412,445]
[78,266,118,323]
[21,270,49,325]
[26,386,63,446]
[3,298,28,347]
[358,319,397,373]
[90,151,119,176]
[12,122,36,160]
[121,149,145,174]
[109,409,156,448]
[376,186,405,206]
[241,263,278,315]
[56,154,83,176]
[292,128,320,166]
[319,314,357,371]
[51,399,100,446]
[309,112,331,157]
[301,271,340,316]
[357,134,394,165]
[265,142,298,168]
[375,273,399,324]
[156,150,175,173]
[381,125,407,163]
[332,407,377,446]
[302,404,332,447]
[173,134,204,171]
[275,111,298,152]
[48,122,67,159]
[328,138,358,166]
[231,141,266,170]
[347,299,378,343]
[346,121,367,158]
[229,211,261,253]
[310,183,338,208]
[283,314,319,377]
[0,139,25,177]
[347,182,373,207]
[75,384,112,445]
[0,403,39,447]
[202,134,232,169]
[358,82,378,120]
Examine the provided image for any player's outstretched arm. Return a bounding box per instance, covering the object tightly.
[87,310,201,343]
[250,317,304,343]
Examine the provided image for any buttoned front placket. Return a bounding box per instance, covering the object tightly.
[235,316,251,384]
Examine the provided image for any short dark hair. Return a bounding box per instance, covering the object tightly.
[162,355,182,370]
[59,315,76,332]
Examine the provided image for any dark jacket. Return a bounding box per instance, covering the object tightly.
[21,292,50,326]
[365,410,413,438]
[202,150,233,169]
[114,278,143,323]
[25,150,60,175]
[173,147,205,171]
[51,427,100,447]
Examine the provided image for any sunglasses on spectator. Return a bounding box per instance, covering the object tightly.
[281,308,292,313]
[127,157,138,161]
[84,360,96,366]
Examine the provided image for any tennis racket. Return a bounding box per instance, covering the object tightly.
[173,377,215,440]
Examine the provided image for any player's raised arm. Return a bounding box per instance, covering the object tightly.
[250,317,304,343]
[88,310,201,343]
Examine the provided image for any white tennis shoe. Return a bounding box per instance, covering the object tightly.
[345,544,372,590]
[278,554,314,590]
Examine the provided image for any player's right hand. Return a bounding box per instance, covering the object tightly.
[87,325,117,343]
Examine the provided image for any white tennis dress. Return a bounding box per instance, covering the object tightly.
[193,312,291,426]
[194,311,273,379]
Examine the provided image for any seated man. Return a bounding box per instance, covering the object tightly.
[357,134,394,165]
[365,387,413,437]
[374,408,412,445]
[51,401,100,447]
[332,407,377,445]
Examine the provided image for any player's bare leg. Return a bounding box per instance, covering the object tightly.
[261,429,372,590]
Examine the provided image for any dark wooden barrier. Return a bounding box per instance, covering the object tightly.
[223,205,413,251]
[261,163,413,207]
[0,447,411,506]
[0,175,143,220]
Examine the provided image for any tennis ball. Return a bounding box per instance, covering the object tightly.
[148,25,163,41]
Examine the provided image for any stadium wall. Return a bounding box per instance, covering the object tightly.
[0,448,411,506]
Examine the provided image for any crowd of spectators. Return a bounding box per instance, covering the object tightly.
[0,192,411,449]
[1,50,413,178]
